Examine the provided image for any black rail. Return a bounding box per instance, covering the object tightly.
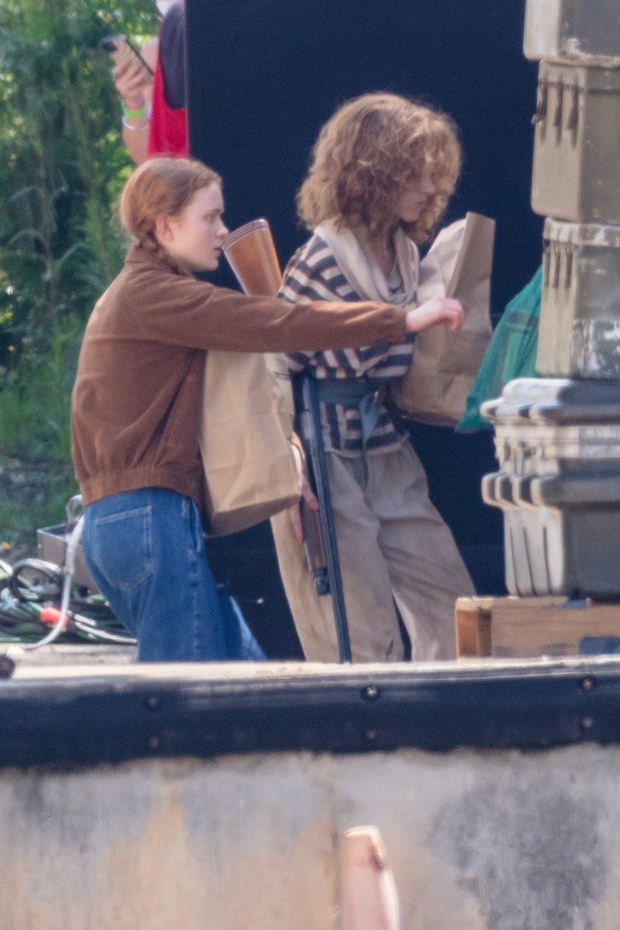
[1,660,619,768]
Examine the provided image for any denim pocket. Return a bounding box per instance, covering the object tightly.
[91,505,153,590]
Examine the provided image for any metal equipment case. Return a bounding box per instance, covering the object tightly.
[538,218,620,377]
[531,62,620,224]
[37,523,98,593]
[524,0,620,65]
[482,378,620,598]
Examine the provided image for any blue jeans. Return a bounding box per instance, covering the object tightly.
[82,488,263,663]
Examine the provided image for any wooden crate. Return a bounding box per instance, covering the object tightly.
[455,596,620,658]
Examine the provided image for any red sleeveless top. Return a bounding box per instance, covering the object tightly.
[147,54,188,158]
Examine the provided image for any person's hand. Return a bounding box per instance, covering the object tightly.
[405,297,464,333]
[289,474,319,543]
[288,439,319,544]
[114,59,151,112]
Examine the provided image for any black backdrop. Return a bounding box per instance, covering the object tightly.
[185,0,542,657]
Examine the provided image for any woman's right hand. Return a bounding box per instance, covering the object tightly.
[289,474,319,544]
[288,440,319,544]
[113,60,151,112]
[405,297,464,333]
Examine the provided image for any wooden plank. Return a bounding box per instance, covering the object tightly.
[493,600,620,658]
[455,598,493,658]
[456,596,620,659]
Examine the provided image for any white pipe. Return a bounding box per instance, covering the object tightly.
[25,515,84,651]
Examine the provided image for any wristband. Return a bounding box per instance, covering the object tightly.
[122,116,149,130]
[122,102,147,119]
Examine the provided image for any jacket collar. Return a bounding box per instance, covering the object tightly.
[125,244,191,277]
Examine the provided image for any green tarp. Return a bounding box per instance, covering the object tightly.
[457,266,542,431]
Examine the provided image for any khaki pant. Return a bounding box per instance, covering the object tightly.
[271,442,475,662]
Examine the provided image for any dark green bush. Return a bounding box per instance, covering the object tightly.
[0,0,159,547]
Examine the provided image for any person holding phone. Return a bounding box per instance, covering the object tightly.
[110,0,186,165]
[272,93,476,664]
[70,156,459,663]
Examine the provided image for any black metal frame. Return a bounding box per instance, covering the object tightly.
[1,660,619,768]
[297,373,352,662]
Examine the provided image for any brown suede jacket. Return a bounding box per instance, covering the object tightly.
[71,245,408,511]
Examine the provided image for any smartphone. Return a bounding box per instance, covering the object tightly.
[101,34,153,81]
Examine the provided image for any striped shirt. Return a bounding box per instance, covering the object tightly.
[279,234,417,455]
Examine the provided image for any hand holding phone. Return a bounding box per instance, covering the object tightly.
[101,35,153,79]
[101,35,153,86]
[102,35,153,114]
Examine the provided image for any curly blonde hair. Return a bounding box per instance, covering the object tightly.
[297,93,460,243]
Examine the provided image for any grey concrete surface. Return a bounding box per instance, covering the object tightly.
[0,738,618,929]
[1,643,136,667]
[3,657,619,928]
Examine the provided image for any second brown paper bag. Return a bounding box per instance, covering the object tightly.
[390,212,495,426]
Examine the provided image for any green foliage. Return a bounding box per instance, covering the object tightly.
[0,0,159,350]
[0,452,76,551]
[0,0,159,546]
[0,325,82,459]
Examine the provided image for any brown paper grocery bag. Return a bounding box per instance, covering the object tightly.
[390,212,495,427]
[264,351,295,440]
[201,349,300,536]
[200,219,299,536]
[221,221,296,441]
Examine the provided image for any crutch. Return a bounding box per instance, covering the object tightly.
[295,371,352,663]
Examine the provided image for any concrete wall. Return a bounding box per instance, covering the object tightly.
[1,743,617,929]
